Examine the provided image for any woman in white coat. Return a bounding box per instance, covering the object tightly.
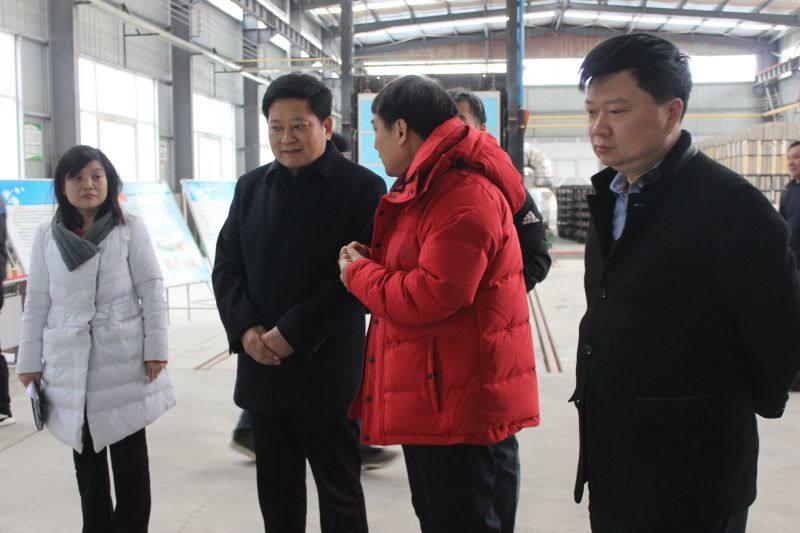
[17,145,175,533]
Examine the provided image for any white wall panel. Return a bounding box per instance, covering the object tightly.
[0,0,46,41]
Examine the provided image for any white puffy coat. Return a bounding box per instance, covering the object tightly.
[17,214,175,452]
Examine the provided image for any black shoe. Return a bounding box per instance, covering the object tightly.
[359,446,398,471]
[791,379,800,392]
[229,431,256,460]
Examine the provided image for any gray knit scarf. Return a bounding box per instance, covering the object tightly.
[52,209,117,272]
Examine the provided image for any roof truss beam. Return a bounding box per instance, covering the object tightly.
[230,0,325,57]
[355,25,769,57]
[343,1,800,36]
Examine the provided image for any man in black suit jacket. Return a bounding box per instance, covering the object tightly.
[212,73,386,533]
[571,33,800,532]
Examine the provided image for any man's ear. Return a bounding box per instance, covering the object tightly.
[396,118,409,146]
[665,97,683,132]
[323,116,334,139]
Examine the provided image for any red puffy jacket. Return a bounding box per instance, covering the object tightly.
[346,117,540,446]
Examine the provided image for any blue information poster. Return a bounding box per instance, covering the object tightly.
[0,179,55,278]
[1,179,210,287]
[121,182,211,287]
[180,180,236,265]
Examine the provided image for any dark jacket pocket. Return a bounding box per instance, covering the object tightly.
[634,396,720,425]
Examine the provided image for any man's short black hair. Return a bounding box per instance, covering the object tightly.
[447,88,487,127]
[579,33,692,117]
[790,140,800,150]
[371,75,458,139]
[262,73,332,123]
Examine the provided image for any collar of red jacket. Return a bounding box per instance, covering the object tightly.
[387,116,525,213]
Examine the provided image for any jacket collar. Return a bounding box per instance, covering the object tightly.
[263,140,341,182]
[588,130,696,260]
[387,116,525,213]
[389,117,466,201]
[590,130,696,195]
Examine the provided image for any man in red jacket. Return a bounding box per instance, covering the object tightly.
[338,75,539,533]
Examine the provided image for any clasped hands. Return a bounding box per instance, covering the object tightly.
[242,241,371,365]
[338,241,371,287]
[241,325,294,366]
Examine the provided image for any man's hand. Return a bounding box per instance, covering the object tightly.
[241,325,282,365]
[18,372,42,387]
[260,327,294,358]
[338,241,371,287]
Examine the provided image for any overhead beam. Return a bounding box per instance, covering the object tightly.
[346,0,799,36]
[355,25,769,57]
[230,0,325,57]
[567,2,800,27]
[302,0,339,9]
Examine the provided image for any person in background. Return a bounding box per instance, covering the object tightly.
[16,145,175,532]
[779,139,800,392]
[779,140,800,269]
[448,88,551,292]
[573,33,800,532]
[212,73,386,533]
[339,75,539,533]
[0,194,12,428]
[446,87,550,533]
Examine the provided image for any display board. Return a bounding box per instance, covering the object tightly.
[0,180,210,287]
[0,179,54,278]
[357,90,502,191]
[121,182,210,287]
[180,179,236,265]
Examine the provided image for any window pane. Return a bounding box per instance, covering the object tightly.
[523,58,584,86]
[193,94,210,134]
[78,58,96,112]
[197,135,221,180]
[0,97,19,179]
[137,123,156,181]
[220,138,234,180]
[98,120,137,181]
[0,32,16,97]
[80,111,98,147]
[96,63,136,118]
[136,75,155,123]
[690,55,757,83]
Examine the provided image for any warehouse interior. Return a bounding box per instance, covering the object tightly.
[1,1,799,531]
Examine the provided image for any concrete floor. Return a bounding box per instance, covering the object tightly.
[1,240,799,532]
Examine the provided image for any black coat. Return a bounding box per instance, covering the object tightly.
[212,142,387,415]
[514,189,551,291]
[571,131,800,527]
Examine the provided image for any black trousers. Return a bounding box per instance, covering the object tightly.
[251,413,368,533]
[589,502,749,533]
[0,353,10,417]
[403,443,501,533]
[73,424,151,533]
[491,435,519,533]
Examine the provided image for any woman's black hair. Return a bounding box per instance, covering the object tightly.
[53,145,125,230]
